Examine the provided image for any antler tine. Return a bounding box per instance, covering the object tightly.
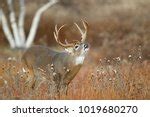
[53,25,58,41]
[81,20,88,42]
[54,24,60,43]
[74,23,83,35]
[54,24,74,48]
[65,39,69,44]
[74,20,88,42]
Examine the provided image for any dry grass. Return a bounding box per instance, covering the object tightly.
[0,48,149,100]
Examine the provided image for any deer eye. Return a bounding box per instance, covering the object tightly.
[74,45,79,49]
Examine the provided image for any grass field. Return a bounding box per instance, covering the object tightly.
[0,48,149,99]
[0,0,150,99]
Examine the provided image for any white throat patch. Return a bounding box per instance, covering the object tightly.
[75,56,85,65]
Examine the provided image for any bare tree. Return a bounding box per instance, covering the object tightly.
[0,0,58,48]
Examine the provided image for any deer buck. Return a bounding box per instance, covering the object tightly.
[21,20,89,95]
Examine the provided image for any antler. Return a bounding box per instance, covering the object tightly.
[54,25,74,48]
[54,20,88,48]
[74,20,88,42]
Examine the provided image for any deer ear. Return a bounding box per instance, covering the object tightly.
[65,47,73,53]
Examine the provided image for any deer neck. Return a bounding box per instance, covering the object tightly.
[66,52,85,65]
[57,52,84,68]
[74,56,85,65]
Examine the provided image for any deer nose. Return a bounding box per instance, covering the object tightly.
[84,44,89,49]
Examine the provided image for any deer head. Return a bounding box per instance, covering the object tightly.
[53,20,89,65]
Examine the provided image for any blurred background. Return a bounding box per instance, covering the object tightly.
[0,0,149,61]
